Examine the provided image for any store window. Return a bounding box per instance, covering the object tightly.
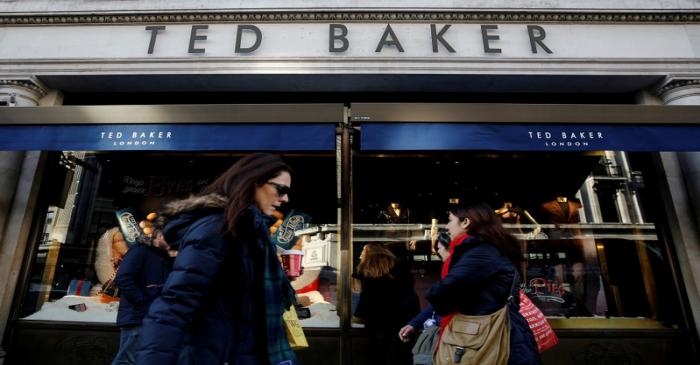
[18,150,340,328]
[351,147,683,329]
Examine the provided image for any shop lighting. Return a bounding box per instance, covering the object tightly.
[390,202,401,217]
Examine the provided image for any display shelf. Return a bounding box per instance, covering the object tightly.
[295,223,658,242]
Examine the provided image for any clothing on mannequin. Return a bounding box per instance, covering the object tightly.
[495,201,543,238]
[532,196,599,317]
[378,202,409,223]
[540,196,582,225]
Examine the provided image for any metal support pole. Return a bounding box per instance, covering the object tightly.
[338,106,354,365]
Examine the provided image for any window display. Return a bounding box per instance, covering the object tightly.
[352,151,682,328]
[19,152,339,327]
[13,148,686,331]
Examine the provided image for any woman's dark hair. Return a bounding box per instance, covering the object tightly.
[449,203,523,266]
[434,232,451,253]
[200,153,292,235]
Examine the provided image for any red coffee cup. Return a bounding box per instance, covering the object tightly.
[281,250,304,277]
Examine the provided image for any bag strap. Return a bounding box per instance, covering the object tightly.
[506,266,518,304]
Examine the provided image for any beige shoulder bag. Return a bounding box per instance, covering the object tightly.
[433,269,517,365]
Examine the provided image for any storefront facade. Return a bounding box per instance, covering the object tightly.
[1,1,700,364]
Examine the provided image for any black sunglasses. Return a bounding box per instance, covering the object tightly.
[267,181,290,197]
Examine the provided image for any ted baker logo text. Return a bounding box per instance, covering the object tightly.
[528,130,605,147]
[99,130,173,146]
[145,23,553,55]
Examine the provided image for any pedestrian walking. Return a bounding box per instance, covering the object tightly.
[398,232,451,365]
[354,242,420,365]
[137,153,298,365]
[427,203,541,365]
[112,230,172,365]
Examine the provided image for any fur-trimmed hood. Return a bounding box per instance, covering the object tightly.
[95,227,120,284]
[158,193,278,252]
[157,194,229,250]
[156,194,228,228]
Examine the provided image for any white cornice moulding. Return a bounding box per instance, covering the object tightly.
[1,10,700,25]
[1,0,700,14]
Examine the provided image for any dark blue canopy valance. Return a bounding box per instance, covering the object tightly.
[361,123,700,151]
[0,124,335,151]
[3,122,698,152]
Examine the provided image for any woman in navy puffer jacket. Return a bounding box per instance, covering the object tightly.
[136,153,298,365]
[112,232,172,365]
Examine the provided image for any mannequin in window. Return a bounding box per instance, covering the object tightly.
[95,227,130,301]
[539,196,583,229]
[536,195,596,316]
[495,201,543,239]
[377,202,409,223]
[495,201,542,284]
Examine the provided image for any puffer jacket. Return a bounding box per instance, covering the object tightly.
[136,194,293,365]
[114,244,171,328]
[427,236,541,365]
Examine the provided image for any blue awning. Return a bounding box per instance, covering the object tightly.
[0,124,336,151]
[361,123,700,151]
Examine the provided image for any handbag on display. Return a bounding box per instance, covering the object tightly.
[519,289,559,353]
[283,305,309,350]
[433,270,517,365]
[67,279,92,296]
[97,277,120,303]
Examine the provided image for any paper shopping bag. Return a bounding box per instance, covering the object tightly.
[283,305,309,350]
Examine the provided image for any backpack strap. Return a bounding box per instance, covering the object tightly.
[506,266,519,304]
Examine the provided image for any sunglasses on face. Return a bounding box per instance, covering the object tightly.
[267,181,290,197]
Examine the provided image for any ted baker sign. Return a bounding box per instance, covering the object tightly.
[144,23,553,55]
[528,130,605,148]
[100,130,173,146]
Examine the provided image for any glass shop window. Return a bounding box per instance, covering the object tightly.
[19,151,340,328]
[351,150,683,329]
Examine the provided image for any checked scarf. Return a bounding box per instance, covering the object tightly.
[252,206,299,365]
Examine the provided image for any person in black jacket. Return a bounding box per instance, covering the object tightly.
[426,203,541,365]
[136,153,298,365]
[354,243,420,365]
[112,230,172,365]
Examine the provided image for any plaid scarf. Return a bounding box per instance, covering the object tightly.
[251,206,298,365]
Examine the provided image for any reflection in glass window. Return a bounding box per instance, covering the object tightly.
[19,152,339,327]
[352,151,682,328]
